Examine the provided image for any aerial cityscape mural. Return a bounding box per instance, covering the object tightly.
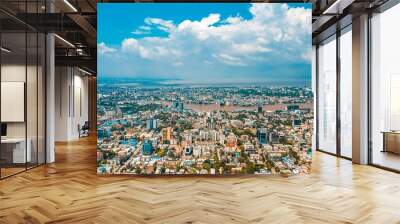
[97,3,313,175]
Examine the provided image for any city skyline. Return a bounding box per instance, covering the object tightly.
[98,3,312,83]
[97,85,313,175]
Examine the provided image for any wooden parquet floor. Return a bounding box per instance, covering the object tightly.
[1,136,400,224]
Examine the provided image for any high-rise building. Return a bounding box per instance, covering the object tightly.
[162,129,168,141]
[153,119,157,129]
[162,127,173,141]
[185,133,193,143]
[226,133,237,148]
[185,146,193,156]
[208,117,216,129]
[97,128,110,139]
[146,118,157,130]
[219,134,226,145]
[287,105,300,112]
[258,105,263,114]
[269,132,280,144]
[146,118,153,130]
[172,100,184,112]
[192,147,199,157]
[142,140,154,155]
[257,128,267,144]
[244,142,256,154]
[200,130,209,141]
[293,119,302,127]
[130,138,137,147]
[210,130,219,141]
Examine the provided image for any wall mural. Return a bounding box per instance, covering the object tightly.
[97,3,313,176]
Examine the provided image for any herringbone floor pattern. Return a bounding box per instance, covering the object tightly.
[1,136,400,224]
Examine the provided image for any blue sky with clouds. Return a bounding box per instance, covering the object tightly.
[98,3,312,84]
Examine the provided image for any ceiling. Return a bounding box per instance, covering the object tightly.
[0,0,97,74]
[311,0,390,43]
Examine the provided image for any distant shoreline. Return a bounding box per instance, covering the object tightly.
[97,80,312,88]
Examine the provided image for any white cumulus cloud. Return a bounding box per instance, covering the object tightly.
[144,18,175,32]
[98,42,116,54]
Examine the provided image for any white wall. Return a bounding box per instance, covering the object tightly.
[72,73,89,138]
[1,65,26,138]
[54,67,89,141]
[55,67,69,141]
